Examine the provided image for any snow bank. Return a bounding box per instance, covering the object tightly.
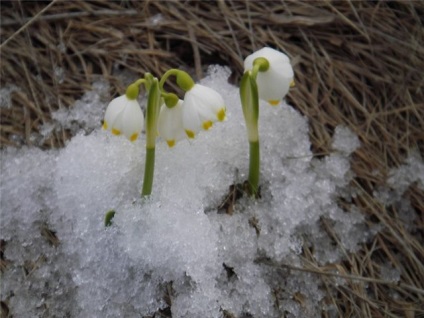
[2,66,414,317]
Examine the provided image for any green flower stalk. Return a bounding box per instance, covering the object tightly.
[240,70,261,196]
[142,74,161,197]
[240,47,295,196]
[102,73,161,197]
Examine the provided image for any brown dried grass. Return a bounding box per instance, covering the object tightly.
[1,1,423,317]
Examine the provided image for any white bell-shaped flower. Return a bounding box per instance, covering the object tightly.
[182,84,226,139]
[103,95,144,142]
[157,99,186,148]
[244,47,294,105]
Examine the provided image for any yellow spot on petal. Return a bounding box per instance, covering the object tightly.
[111,128,121,135]
[185,129,195,139]
[203,121,213,130]
[217,108,226,121]
[166,140,175,148]
[290,80,295,88]
[102,121,108,130]
[268,100,280,106]
[130,133,138,142]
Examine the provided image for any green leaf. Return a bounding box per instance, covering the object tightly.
[239,72,259,142]
[104,210,116,227]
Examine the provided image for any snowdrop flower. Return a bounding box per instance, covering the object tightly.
[182,84,226,139]
[157,99,185,148]
[102,85,144,142]
[244,47,294,105]
[158,69,226,142]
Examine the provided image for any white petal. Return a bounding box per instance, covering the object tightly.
[272,59,294,79]
[188,85,226,122]
[259,47,290,63]
[103,95,126,130]
[110,111,125,135]
[181,84,226,137]
[182,92,202,137]
[157,100,185,144]
[244,47,289,72]
[121,99,144,141]
[256,65,293,101]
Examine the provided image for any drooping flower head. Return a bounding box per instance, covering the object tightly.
[102,84,144,142]
[157,98,185,148]
[182,84,226,139]
[158,70,226,143]
[244,47,294,105]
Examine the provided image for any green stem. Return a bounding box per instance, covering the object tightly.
[141,76,160,197]
[159,69,179,90]
[251,64,261,81]
[159,69,194,92]
[248,140,260,196]
[240,71,261,196]
[134,78,145,87]
[141,147,155,197]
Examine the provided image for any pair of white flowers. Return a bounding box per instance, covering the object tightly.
[103,47,294,145]
[157,86,226,147]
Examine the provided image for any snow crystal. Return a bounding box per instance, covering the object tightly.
[42,79,110,140]
[332,125,360,155]
[387,151,424,194]
[0,84,19,109]
[3,65,417,317]
[149,13,164,26]
[373,150,423,231]
[54,66,65,84]
[380,264,401,283]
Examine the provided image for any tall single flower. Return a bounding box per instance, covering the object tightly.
[157,99,185,148]
[103,94,144,142]
[244,47,294,105]
[182,84,226,139]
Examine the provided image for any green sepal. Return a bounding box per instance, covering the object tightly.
[104,210,116,227]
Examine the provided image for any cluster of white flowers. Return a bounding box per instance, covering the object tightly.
[103,79,226,148]
[103,47,293,147]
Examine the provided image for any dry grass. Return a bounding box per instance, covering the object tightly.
[1,1,423,317]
